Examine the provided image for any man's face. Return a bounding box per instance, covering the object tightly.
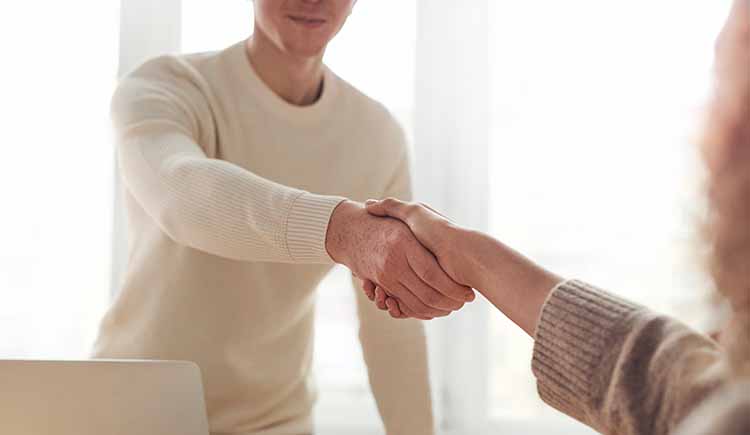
[253,0,356,58]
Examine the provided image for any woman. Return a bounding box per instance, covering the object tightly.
[363,1,750,434]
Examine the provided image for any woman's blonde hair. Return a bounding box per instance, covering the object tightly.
[702,0,750,377]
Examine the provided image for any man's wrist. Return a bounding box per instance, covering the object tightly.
[325,199,363,265]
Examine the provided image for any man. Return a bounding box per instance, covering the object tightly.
[93,1,474,434]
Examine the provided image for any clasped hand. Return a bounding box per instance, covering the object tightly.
[326,200,474,320]
[361,198,477,319]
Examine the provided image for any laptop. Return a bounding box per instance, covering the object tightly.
[0,359,210,435]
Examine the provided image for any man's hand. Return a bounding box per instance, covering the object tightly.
[361,198,483,318]
[326,200,474,319]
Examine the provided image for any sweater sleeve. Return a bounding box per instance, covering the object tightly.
[354,136,435,435]
[112,59,345,263]
[531,280,730,435]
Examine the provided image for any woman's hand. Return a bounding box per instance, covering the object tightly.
[362,198,562,337]
[361,198,482,318]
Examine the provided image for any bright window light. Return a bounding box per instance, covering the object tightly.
[488,0,733,422]
[0,2,119,358]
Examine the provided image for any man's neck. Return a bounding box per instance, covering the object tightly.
[245,32,325,106]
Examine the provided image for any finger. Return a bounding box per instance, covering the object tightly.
[391,280,451,318]
[385,297,403,318]
[362,279,376,301]
[390,297,430,320]
[400,268,464,312]
[397,299,431,320]
[408,251,475,303]
[365,197,411,221]
[375,287,388,311]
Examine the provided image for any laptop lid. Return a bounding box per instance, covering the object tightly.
[0,359,210,435]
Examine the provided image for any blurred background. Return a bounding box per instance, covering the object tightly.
[0,0,734,434]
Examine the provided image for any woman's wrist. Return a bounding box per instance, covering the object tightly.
[464,232,561,336]
[460,230,511,292]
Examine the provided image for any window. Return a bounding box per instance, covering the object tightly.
[0,3,119,359]
[487,0,733,427]
[2,1,733,434]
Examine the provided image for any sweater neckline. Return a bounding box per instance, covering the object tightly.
[226,39,339,127]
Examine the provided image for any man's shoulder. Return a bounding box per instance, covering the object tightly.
[121,49,221,88]
[110,49,231,134]
[113,46,236,116]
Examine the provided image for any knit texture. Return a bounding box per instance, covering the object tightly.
[532,280,750,435]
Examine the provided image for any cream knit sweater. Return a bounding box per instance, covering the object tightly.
[93,41,433,435]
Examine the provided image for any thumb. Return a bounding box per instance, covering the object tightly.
[365,198,409,220]
[364,199,387,217]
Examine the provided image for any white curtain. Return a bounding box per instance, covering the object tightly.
[413,1,491,433]
[111,0,182,296]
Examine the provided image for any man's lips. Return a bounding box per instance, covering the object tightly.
[287,15,327,28]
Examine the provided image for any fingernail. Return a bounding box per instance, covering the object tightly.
[365,199,377,205]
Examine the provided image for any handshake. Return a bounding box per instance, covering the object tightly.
[326,198,485,320]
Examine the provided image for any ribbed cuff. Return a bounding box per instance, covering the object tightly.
[285,192,347,263]
[531,280,641,423]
